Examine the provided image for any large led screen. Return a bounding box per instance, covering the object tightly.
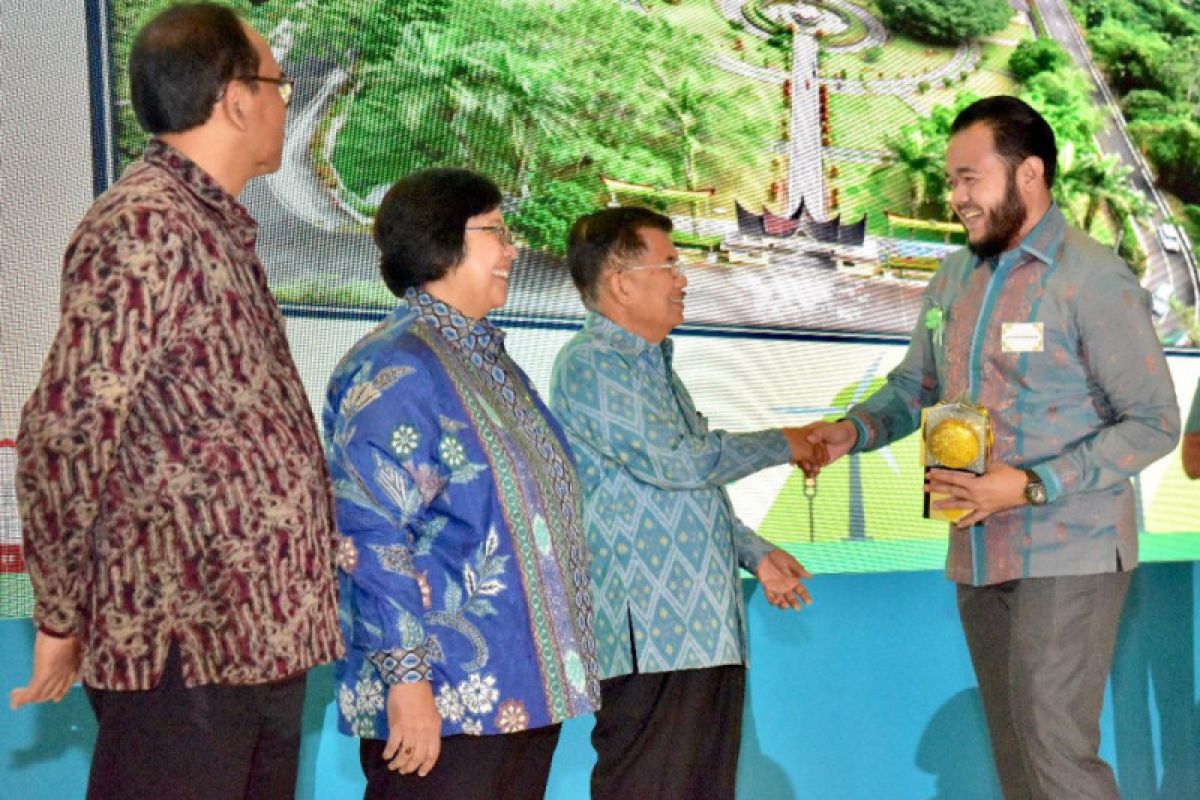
[6,0,1200,619]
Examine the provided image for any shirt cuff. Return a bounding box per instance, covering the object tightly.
[737,528,777,573]
[34,606,80,639]
[765,429,793,465]
[368,646,433,686]
[844,415,870,454]
[1030,463,1062,504]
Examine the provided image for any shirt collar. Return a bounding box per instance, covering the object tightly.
[404,287,505,361]
[582,311,673,363]
[142,139,258,245]
[972,202,1066,272]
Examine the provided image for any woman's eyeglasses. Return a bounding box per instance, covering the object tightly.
[466,225,516,246]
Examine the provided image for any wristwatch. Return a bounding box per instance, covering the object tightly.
[1023,469,1048,506]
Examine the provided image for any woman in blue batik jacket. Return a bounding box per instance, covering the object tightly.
[323,168,600,800]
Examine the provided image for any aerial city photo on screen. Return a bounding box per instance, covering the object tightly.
[78,0,1200,580]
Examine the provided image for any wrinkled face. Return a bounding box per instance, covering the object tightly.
[946,122,1028,260]
[449,207,518,318]
[615,227,687,342]
[243,25,287,176]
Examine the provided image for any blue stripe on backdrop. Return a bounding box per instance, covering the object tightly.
[3,564,1197,798]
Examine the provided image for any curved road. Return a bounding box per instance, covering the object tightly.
[1037,0,1197,332]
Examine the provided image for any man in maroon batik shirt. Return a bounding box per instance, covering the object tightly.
[10,4,341,798]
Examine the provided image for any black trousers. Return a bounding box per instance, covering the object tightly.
[84,643,308,800]
[360,724,561,800]
[591,665,746,800]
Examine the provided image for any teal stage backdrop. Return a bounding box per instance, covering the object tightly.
[3,2,1200,797]
[4,563,1197,798]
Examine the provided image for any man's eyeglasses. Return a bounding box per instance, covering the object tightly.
[239,74,295,107]
[620,260,688,278]
[466,225,515,247]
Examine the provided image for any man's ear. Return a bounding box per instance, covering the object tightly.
[1018,156,1045,190]
[216,79,251,132]
[603,268,628,307]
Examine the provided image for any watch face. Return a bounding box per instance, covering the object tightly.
[1026,482,1048,505]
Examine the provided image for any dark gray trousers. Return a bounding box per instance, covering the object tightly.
[958,571,1131,800]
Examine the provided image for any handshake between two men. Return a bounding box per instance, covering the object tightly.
[784,420,1041,530]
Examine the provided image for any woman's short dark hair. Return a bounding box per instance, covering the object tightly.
[129,3,260,135]
[566,207,673,307]
[374,168,504,296]
[950,95,1058,188]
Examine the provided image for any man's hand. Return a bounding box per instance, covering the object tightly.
[803,420,858,466]
[10,631,82,709]
[382,681,443,777]
[755,548,813,611]
[782,425,829,476]
[1183,432,1200,480]
[926,462,1029,528]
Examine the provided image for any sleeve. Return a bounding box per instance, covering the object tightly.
[732,519,775,572]
[846,290,942,453]
[1033,268,1180,501]
[550,344,790,491]
[16,210,179,636]
[324,353,446,684]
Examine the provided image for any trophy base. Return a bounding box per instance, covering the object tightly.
[923,466,980,523]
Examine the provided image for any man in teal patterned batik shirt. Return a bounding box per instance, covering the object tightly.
[809,97,1179,799]
[549,207,825,800]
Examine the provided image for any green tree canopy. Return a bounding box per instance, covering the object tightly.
[875,0,1010,45]
[1130,117,1200,203]
[324,0,775,230]
[508,180,597,256]
[1121,89,1181,123]
[1079,0,1199,40]
[1019,68,1103,148]
[1088,21,1174,96]
[1007,38,1068,82]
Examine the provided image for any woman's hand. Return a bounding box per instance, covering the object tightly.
[383,681,443,777]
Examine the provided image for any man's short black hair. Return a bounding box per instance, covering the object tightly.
[374,168,504,296]
[129,3,260,135]
[566,207,673,307]
[950,95,1058,187]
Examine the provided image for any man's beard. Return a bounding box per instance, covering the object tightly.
[964,169,1027,261]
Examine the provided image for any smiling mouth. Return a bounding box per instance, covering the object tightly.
[670,292,686,306]
[491,269,511,281]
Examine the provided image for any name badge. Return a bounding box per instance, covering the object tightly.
[1001,322,1044,353]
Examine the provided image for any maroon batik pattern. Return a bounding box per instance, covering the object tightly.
[17,141,342,690]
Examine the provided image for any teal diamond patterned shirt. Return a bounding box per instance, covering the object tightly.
[550,312,791,678]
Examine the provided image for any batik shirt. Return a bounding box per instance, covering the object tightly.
[16,140,341,690]
[550,313,791,679]
[324,289,600,739]
[846,204,1179,586]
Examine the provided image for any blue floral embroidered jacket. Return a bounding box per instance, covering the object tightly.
[324,290,600,739]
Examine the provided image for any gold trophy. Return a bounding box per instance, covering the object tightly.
[921,398,993,523]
